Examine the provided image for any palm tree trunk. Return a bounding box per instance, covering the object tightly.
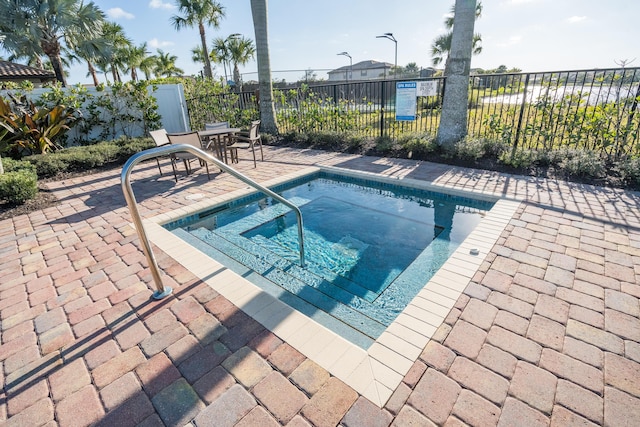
[42,38,67,86]
[436,0,477,149]
[250,0,278,134]
[87,61,100,86]
[233,63,242,92]
[199,22,213,79]
[0,155,4,175]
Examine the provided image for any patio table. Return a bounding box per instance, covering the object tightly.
[198,127,240,164]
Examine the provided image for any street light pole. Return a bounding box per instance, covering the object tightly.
[337,52,352,82]
[376,32,397,78]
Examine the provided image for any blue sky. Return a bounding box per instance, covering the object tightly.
[62,0,637,84]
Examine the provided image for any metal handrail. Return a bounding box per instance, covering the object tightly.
[121,144,306,300]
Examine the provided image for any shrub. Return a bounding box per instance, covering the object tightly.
[27,154,69,178]
[374,136,395,154]
[499,148,538,169]
[561,150,606,178]
[454,137,508,161]
[2,157,36,174]
[398,133,437,159]
[307,131,344,149]
[0,94,81,157]
[616,157,640,188]
[24,137,155,179]
[0,170,38,204]
[113,137,155,160]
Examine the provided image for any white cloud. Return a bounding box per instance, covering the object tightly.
[567,16,587,24]
[497,35,523,47]
[107,7,134,20]
[148,38,174,49]
[504,0,539,4]
[149,0,175,10]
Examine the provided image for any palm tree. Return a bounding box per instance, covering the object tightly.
[431,1,482,75]
[436,0,478,148]
[0,0,105,87]
[211,37,232,82]
[171,0,225,80]
[153,49,184,77]
[68,27,112,86]
[124,43,150,82]
[250,0,277,133]
[227,36,255,91]
[138,55,158,81]
[101,22,132,83]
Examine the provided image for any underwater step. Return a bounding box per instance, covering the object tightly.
[188,227,389,339]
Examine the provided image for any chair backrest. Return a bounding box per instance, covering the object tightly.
[205,121,229,130]
[149,129,169,147]
[167,132,203,149]
[248,120,260,139]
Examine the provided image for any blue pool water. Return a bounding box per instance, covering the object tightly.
[166,171,494,348]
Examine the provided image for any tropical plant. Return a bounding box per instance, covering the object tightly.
[250,0,278,133]
[152,50,184,78]
[100,22,133,83]
[227,36,255,91]
[0,0,106,87]
[0,94,80,157]
[171,0,225,80]
[211,36,233,82]
[123,43,151,82]
[431,1,483,75]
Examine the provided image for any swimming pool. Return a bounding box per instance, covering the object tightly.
[147,166,521,406]
[164,170,494,348]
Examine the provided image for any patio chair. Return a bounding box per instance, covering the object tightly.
[167,131,211,181]
[149,129,173,176]
[227,120,263,168]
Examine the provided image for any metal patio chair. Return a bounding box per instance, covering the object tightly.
[167,131,211,181]
[227,120,263,167]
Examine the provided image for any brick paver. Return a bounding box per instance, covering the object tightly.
[1,146,639,426]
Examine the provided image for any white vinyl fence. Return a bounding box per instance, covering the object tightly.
[1,83,190,145]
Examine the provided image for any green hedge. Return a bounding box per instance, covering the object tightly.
[0,169,38,204]
[25,137,155,179]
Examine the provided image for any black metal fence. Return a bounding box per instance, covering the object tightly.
[186,67,640,159]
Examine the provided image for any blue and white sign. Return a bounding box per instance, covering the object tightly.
[395,82,417,121]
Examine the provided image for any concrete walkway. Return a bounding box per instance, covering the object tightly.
[1,146,639,426]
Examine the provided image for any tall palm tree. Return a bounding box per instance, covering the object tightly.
[67,24,112,87]
[431,1,482,75]
[227,36,255,91]
[124,43,150,82]
[211,36,232,82]
[138,55,158,81]
[171,0,225,80]
[101,22,132,83]
[0,0,105,86]
[153,49,184,77]
[436,0,477,148]
[250,0,277,133]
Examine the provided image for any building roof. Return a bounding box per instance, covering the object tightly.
[328,60,393,74]
[0,61,56,82]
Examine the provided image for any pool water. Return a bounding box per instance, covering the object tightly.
[167,172,494,348]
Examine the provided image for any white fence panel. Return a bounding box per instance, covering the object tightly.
[1,84,190,144]
[152,84,190,133]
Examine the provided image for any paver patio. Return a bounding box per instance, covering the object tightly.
[1,145,639,426]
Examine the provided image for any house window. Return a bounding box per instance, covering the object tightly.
[361,70,367,77]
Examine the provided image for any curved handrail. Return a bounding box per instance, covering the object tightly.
[121,144,306,299]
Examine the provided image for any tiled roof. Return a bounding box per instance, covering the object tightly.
[0,60,56,81]
[329,60,393,74]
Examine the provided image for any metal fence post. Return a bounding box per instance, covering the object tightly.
[380,80,386,138]
[513,73,530,155]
